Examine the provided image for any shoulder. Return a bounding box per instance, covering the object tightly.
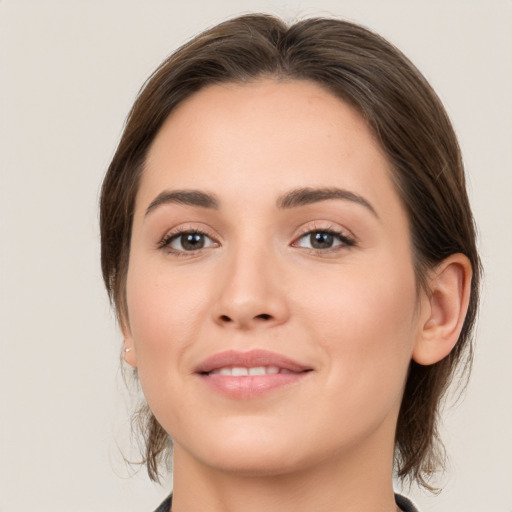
[153,494,172,512]
[395,493,420,512]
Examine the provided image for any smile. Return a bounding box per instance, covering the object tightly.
[207,366,297,376]
[195,350,313,398]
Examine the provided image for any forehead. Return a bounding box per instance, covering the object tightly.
[138,79,400,221]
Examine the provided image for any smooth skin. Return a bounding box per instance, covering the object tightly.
[123,80,472,512]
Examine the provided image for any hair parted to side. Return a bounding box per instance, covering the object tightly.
[100,14,480,489]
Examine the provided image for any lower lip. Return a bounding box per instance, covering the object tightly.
[198,372,309,399]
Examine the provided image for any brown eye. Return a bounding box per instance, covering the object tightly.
[178,233,205,250]
[294,230,355,251]
[163,231,217,252]
[309,232,334,249]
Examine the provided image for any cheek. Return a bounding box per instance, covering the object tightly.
[301,257,418,385]
[125,262,209,372]
[295,261,418,440]
[125,265,213,428]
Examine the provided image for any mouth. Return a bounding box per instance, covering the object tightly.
[206,366,298,376]
[195,349,312,375]
[194,349,313,398]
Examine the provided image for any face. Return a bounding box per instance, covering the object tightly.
[124,80,427,477]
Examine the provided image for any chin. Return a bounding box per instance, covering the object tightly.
[198,446,308,477]
[174,421,316,477]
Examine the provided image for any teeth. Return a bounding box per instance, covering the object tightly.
[209,365,287,376]
[248,367,266,376]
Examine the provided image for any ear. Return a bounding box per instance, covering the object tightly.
[413,253,472,366]
[121,321,138,368]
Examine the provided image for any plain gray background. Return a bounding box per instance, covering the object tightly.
[1,1,511,511]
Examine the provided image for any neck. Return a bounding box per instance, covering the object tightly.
[171,427,399,512]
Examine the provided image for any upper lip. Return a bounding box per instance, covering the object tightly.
[194,349,312,374]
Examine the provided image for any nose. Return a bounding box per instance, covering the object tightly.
[212,243,290,330]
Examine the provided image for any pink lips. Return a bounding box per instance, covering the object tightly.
[195,349,312,399]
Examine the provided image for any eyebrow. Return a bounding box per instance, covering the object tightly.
[145,190,219,216]
[145,186,378,218]
[276,187,378,217]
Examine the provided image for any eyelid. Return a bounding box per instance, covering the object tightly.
[294,221,355,241]
[157,224,220,254]
[291,222,356,251]
[156,221,356,256]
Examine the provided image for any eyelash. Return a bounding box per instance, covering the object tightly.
[158,226,356,257]
[157,228,217,257]
[292,226,356,254]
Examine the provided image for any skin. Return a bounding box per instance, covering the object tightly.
[123,80,471,512]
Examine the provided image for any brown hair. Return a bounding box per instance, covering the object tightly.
[100,14,481,488]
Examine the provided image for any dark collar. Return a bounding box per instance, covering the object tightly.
[153,493,419,512]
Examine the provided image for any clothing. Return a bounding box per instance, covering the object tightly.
[153,493,419,512]
[395,493,419,512]
[154,494,172,512]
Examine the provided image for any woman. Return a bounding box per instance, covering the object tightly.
[100,14,480,512]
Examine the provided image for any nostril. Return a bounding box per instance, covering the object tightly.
[217,313,274,325]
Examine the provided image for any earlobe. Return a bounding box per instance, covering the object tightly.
[412,254,472,366]
[123,344,137,367]
[122,323,137,367]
